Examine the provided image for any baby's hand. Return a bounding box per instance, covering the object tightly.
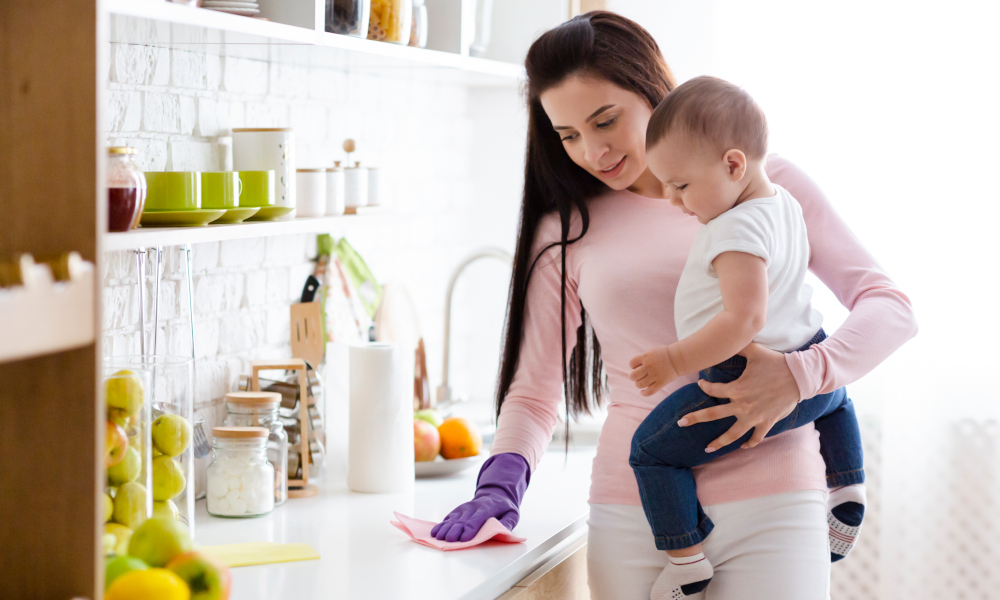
[628,347,680,397]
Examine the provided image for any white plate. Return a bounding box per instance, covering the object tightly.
[204,7,260,15]
[201,1,259,6]
[415,455,485,478]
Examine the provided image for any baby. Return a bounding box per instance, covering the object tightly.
[627,76,867,600]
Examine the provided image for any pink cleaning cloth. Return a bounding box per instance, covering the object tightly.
[390,511,527,551]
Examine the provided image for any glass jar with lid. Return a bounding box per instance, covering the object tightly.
[368,0,413,44]
[326,0,371,38]
[107,147,147,232]
[224,391,288,506]
[206,427,275,518]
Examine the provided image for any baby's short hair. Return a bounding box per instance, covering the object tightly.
[646,75,768,160]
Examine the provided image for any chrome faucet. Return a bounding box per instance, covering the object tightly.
[436,247,513,409]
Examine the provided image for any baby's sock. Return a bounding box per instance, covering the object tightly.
[650,552,713,600]
[828,483,866,562]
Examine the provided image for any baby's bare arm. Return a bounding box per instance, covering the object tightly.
[629,251,768,396]
[669,251,768,374]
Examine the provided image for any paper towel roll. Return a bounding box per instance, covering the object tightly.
[347,342,415,493]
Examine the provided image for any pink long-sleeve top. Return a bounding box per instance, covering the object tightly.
[490,155,918,507]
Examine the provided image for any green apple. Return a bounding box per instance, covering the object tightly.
[151,414,192,457]
[107,446,141,485]
[103,492,114,523]
[105,555,148,590]
[152,456,186,501]
[112,481,148,529]
[153,499,179,520]
[167,551,231,600]
[105,370,145,416]
[105,522,133,556]
[414,409,444,428]
[128,516,193,568]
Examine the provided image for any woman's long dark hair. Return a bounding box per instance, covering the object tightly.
[494,12,676,450]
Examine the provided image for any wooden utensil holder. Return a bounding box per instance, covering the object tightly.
[251,359,319,499]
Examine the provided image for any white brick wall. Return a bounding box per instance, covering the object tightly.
[102,40,530,478]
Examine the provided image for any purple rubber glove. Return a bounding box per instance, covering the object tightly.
[430,452,531,543]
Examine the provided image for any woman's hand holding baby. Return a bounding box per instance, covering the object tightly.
[678,343,800,452]
[629,347,681,397]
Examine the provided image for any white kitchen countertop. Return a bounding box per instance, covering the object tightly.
[193,445,597,600]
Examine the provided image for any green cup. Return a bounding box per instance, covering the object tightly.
[237,171,276,207]
[144,172,201,211]
[201,172,243,209]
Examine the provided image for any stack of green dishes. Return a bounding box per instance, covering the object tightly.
[239,171,291,221]
[202,171,258,224]
[140,172,225,227]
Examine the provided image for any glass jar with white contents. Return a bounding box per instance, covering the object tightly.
[223,392,288,507]
[206,427,275,518]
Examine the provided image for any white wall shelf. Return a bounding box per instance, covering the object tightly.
[106,0,524,87]
[101,212,387,251]
[0,265,96,364]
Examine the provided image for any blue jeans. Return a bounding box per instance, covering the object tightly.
[628,329,865,551]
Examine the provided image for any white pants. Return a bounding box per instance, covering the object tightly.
[586,490,830,600]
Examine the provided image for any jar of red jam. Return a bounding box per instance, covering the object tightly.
[107,147,147,232]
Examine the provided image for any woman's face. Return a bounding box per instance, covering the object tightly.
[539,74,655,192]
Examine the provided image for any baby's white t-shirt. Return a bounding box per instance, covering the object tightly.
[674,183,823,353]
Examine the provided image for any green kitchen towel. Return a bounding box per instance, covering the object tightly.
[334,238,382,319]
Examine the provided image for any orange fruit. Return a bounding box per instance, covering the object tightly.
[437,417,482,459]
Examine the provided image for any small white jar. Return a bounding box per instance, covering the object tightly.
[326,163,346,216]
[206,427,275,518]
[344,161,368,209]
[295,169,327,218]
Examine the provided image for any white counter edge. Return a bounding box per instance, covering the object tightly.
[461,515,589,600]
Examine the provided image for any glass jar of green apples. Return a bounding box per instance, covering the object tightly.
[105,356,196,541]
[101,365,153,557]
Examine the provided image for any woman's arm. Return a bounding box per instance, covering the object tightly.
[767,154,919,399]
[489,213,584,474]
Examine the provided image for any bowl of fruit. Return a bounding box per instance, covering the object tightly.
[413,409,486,478]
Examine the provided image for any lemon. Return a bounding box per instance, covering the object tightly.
[105,568,190,600]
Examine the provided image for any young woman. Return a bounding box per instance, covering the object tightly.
[429,12,917,600]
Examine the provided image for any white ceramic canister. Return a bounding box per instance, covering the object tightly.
[366,166,381,207]
[344,161,369,209]
[326,163,346,216]
[295,169,327,218]
[232,128,296,215]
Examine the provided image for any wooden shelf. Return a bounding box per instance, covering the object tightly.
[0,265,96,364]
[102,211,388,250]
[105,0,524,87]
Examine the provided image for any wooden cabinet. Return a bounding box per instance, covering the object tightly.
[0,1,102,598]
[497,535,590,600]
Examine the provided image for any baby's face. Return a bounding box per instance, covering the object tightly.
[646,133,741,224]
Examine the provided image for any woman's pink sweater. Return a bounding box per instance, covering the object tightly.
[489,155,917,507]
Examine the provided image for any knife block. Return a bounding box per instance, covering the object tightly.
[251,359,319,499]
[290,301,324,368]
